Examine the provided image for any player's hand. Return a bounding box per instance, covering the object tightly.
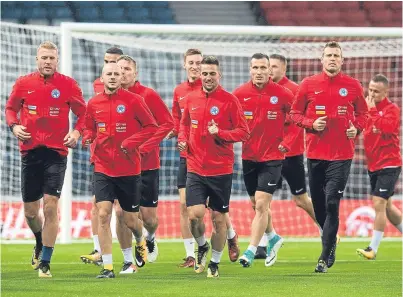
[178,141,187,152]
[121,145,128,155]
[208,120,219,135]
[12,125,31,141]
[82,137,93,148]
[372,125,381,134]
[64,130,80,148]
[312,116,327,131]
[165,130,176,140]
[366,96,376,109]
[346,121,357,139]
[278,144,289,153]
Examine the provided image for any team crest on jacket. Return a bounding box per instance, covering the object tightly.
[210,106,219,115]
[339,88,348,97]
[270,96,278,104]
[117,104,126,114]
[51,89,60,99]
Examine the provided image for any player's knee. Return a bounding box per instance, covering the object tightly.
[43,202,58,220]
[98,209,111,225]
[326,199,339,216]
[180,202,188,217]
[24,208,39,221]
[293,195,306,209]
[373,197,387,212]
[142,215,158,229]
[211,211,226,231]
[115,206,124,220]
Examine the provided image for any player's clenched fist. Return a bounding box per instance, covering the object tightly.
[178,141,187,152]
[208,119,219,135]
[312,116,327,131]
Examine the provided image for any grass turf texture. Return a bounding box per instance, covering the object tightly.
[2,241,401,297]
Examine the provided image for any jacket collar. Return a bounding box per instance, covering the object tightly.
[321,71,343,81]
[376,97,390,110]
[278,76,289,85]
[249,77,273,92]
[187,78,202,87]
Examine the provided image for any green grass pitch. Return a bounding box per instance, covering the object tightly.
[1,241,401,297]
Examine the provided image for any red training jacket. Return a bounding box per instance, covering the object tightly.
[290,71,368,161]
[172,79,202,158]
[83,88,158,177]
[277,76,305,157]
[128,81,174,171]
[233,79,293,162]
[364,97,402,172]
[178,85,249,176]
[5,71,86,156]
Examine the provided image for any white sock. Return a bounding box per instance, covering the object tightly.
[93,235,101,253]
[258,235,268,247]
[195,235,207,246]
[211,249,223,264]
[227,226,236,240]
[102,254,113,265]
[122,247,134,263]
[247,245,257,255]
[146,232,155,241]
[317,225,323,237]
[184,238,195,258]
[396,222,403,233]
[266,230,277,241]
[369,230,384,253]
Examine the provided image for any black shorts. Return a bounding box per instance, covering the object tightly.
[94,172,141,212]
[21,147,67,203]
[140,169,159,207]
[177,157,187,189]
[369,167,401,199]
[278,154,307,196]
[186,172,232,213]
[243,160,283,196]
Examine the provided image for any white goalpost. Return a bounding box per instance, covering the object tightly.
[1,22,401,244]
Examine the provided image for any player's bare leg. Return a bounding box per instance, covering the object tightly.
[24,200,43,270]
[122,209,146,268]
[179,188,195,267]
[207,211,226,277]
[80,196,102,266]
[37,195,59,277]
[140,206,159,263]
[115,201,138,273]
[357,196,387,260]
[240,191,272,267]
[96,201,115,278]
[292,193,317,224]
[386,198,403,232]
[188,204,209,273]
[225,212,240,262]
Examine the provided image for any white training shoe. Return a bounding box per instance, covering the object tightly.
[119,262,137,274]
[146,238,159,263]
[265,235,284,267]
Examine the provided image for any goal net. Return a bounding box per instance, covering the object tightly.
[1,22,401,241]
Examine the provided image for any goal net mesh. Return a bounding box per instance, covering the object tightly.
[1,22,401,239]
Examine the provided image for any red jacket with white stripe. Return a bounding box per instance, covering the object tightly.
[178,86,250,176]
[172,79,202,158]
[277,76,305,157]
[5,71,86,156]
[83,88,158,177]
[364,97,402,172]
[128,81,174,171]
[233,79,293,162]
[290,71,368,161]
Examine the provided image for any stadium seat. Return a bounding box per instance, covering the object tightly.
[293,10,316,23]
[367,10,394,24]
[265,10,292,23]
[260,1,284,11]
[283,1,310,11]
[388,1,402,11]
[101,7,126,22]
[363,1,387,11]
[339,11,367,24]
[315,10,340,24]
[126,7,150,22]
[76,8,100,22]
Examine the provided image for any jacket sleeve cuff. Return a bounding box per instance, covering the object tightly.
[302,118,315,129]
